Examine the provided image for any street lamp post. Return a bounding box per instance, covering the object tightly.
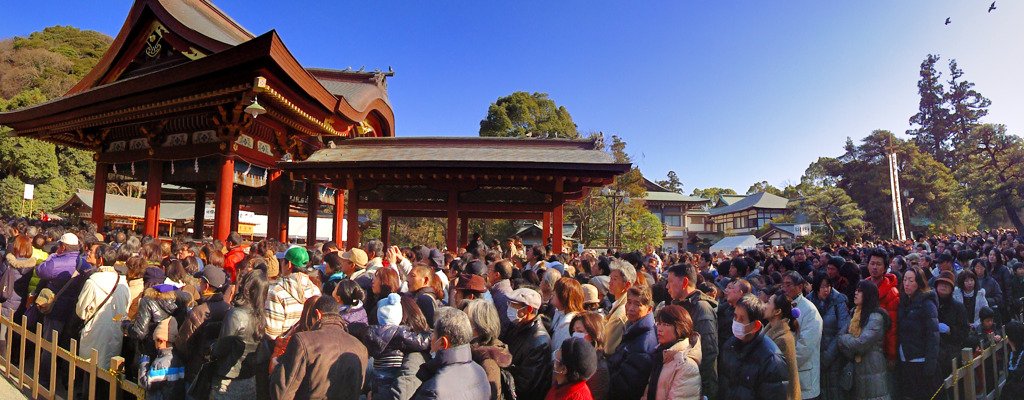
[600,187,630,251]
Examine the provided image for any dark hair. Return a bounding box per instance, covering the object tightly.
[140,242,163,264]
[769,293,800,333]
[335,279,365,306]
[312,295,338,316]
[627,284,653,307]
[970,258,989,277]
[493,260,513,280]
[569,312,605,351]
[666,263,698,286]
[375,267,401,296]
[126,256,148,280]
[867,248,889,268]
[227,231,243,246]
[731,258,750,277]
[901,266,931,299]
[735,293,766,322]
[856,280,888,329]
[401,295,430,334]
[811,274,832,296]
[956,269,979,293]
[655,305,695,343]
[234,269,270,341]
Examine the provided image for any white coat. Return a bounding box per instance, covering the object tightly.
[75,268,131,369]
[794,293,823,399]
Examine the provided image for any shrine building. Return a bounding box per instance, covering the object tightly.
[0,0,629,252]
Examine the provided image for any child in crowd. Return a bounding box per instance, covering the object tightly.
[1002,321,1024,400]
[139,318,185,400]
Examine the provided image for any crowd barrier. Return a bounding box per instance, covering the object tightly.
[0,315,146,400]
[934,326,1010,400]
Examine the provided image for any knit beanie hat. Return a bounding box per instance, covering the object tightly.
[560,337,598,382]
[153,317,178,343]
[377,293,403,326]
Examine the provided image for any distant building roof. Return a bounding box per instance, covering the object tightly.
[709,192,790,216]
[717,194,747,206]
[644,191,710,203]
[54,189,196,221]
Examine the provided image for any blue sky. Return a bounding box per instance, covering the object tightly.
[3,1,1022,194]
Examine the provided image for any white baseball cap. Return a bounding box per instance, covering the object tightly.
[59,232,80,246]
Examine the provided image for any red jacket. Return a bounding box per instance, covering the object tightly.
[875,273,900,361]
[545,381,594,400]
[224,246,246,281]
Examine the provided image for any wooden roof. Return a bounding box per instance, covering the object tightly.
[0,0,395,150]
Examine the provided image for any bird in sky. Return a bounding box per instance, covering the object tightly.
[945,17,951,25]
[989,2,996,13]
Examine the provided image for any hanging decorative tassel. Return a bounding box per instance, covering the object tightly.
[194,158,199,174]
[130,162,135,175]
[263,167,268,182]
[170,160,175,175]
[112,164,117,175]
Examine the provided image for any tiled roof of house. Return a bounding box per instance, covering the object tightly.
[709,192,789,216]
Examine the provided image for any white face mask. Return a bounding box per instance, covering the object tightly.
[732,320,752,340]
[507,306,522,324]
[572,332,589,341]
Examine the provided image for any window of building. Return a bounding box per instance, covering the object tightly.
[665,215,681,226]
[689,216,704,225]
[733,216,746,229]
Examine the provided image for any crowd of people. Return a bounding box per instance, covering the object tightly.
[1,216,1024,400]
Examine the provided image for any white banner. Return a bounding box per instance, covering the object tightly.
[23,184,34,200]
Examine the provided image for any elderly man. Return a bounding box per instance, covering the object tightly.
[782,270,824,400]
[363,239,384,273]
[604,259,635,354]
[412,307,490,400]
[500,288,552,400]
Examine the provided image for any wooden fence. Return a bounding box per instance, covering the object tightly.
[936,327,1011,400]
[0,315,145,400]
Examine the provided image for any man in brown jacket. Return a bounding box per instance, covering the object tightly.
[271,296,368,400]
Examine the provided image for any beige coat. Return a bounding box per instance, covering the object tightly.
[641,337,702,400]
[766,319,802,400]
[603,294,628,353]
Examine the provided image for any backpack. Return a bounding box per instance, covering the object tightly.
[498,365,517,400]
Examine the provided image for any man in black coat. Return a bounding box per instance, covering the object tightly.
[667,263,719,400]
[719,294,790,400]
[500,288,552,400]
[935,271,969,382]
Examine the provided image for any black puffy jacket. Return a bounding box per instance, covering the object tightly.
[898,290,940,366]
[350,323,431,362]
[127,287,190,357]
[719,329,790,400]
[607,312,658,400]
[500,317,551,400]
[936,292,969,373]
[675,291,719,400]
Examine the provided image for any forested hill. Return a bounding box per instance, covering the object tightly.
[0,26,113,217]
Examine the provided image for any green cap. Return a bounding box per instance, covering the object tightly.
[277,245,310,269]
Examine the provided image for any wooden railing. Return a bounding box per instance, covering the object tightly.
[0,315,146,400]
[935,327,1011,400]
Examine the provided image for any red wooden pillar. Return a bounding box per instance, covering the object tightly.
[460,216,469,248]
[267,170,283,241]
[91,163,107,227]
[381,211,390,247]
[213,155,234,242]
[193,189,206,239]
[333,189,344,244]
[552,181,564,254]
[306,183,319,244]
[346,179,360,249]
[446,190,458,252]
[542,212,551,246]
[144,160,163,237]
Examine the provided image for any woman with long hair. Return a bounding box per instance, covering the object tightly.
[463,299,514,400]
[570,312,610,400]
[367,267,401,326]
[971,258,1003,324]
[838,280,891,400]
[954,269,989,327]
[551,277,585,354]
[897,267,940,400]
[641,304,701,400]
[765,289,801,400]
[209,269,270,400]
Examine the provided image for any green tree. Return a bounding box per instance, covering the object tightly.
[690,187,736,201]
[621,212,663,251]
[945,59,991,163]
[907,54,953,167]
[953,124,1024,233]
[809,130,974,237]
[789,186,865,244]
[479,91,579,138]
[746,180,783,196]
[655,171,684,193]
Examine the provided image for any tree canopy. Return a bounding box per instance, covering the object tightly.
[0,26,111,217]
[691,187,736,201]
[479,91,579,138]
[655,171,683,193]
[746,180,783,196]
